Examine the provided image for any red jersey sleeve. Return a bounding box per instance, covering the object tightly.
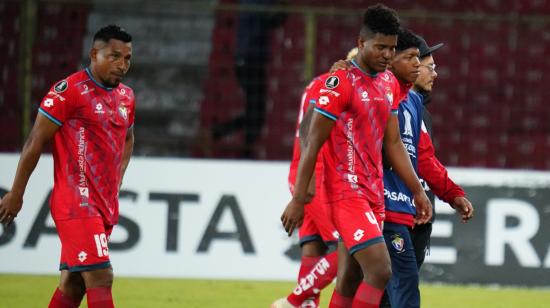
[417,122,465,204]
[301,75,326,114]
[38,79,76,126]
[313,70,352,121]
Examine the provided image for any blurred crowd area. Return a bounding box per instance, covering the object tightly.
[1,0,549,168]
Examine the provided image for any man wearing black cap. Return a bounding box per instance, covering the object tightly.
[410,36,475,274]
[409,35,444,271]
[378,35,474,307]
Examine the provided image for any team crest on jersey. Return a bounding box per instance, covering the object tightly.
[391,234,405,253]
[54,80,68,93]
[119,105,128,120]
[325,76,339,89]
[385,88,394,105]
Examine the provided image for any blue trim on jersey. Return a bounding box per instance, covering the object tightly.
[314,107,337,121]
[351,59,378,77]
[66,261,111,273]
[309,99,316,104]
[59,263,69,271]
[85,67,114,91]
[391,109,399,115]
[349,236,385,255]
[38,108,62,126]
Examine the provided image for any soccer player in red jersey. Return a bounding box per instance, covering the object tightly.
[280,4,432,308]
[0,25,134,308]
[273,72,339,308]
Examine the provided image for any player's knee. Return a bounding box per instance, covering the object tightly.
[59,274,86,299]
[364,262,392,287]
[378,264,392,286]
[302,240,327,257]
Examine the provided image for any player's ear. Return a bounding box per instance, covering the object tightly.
[357,37,363,49]
[89,47,98,62]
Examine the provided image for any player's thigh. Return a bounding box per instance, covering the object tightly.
[81,267,114,288]
[58,270,86,299]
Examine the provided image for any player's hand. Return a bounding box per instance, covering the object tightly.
[329,60,351,73]
[280,198,305,237]
[0,191,23,227]
[451,196,474,223]
[413,191,432,225]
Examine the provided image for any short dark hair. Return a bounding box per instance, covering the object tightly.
[396,28,421,52]
[361,4,400,37]
[93,25,132,43]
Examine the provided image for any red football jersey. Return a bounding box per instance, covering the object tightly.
[38,68,135,225]
[288,73,329,189]
[314,60,403,212]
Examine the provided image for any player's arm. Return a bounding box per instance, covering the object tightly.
[281,111,334,236]
[0,114,59,226]
[383,114,432,224]
[417,128,473,222]
[298,104,316,200]
[119,126,134,189]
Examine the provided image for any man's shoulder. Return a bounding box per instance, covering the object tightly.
[319,70,355,92]
[49,70,86,94]
[407,90,424,107]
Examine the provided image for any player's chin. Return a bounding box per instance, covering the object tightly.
[405,74,419,84]
[108,78,122,87]
[376,63,389,72]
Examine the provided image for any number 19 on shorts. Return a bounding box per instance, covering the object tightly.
[94,233,109,257]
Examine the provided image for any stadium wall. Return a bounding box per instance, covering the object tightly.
[0,154,549,287]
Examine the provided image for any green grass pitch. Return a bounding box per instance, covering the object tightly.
[1,274,549,307]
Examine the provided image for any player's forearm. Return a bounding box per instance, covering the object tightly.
[385,140,424,195]
[419,155,465,203]
[10,136,45,196]
[293,143,321,203]
[299,107,314,150]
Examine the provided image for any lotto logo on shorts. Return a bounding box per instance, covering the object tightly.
[78,251,87,262]
[353,229,365,241]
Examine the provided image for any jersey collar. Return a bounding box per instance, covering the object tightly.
[351,59,378,78]
[85,67,115,91]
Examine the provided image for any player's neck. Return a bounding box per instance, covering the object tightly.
[351,58,378,77]
[86,66,114,90]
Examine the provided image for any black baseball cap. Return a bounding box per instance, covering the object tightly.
[416,35,444,58]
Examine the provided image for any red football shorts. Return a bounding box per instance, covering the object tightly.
[298,193,339,245]
[55,216,113,272]
[290,165,339,246]
[329,198,384,255]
